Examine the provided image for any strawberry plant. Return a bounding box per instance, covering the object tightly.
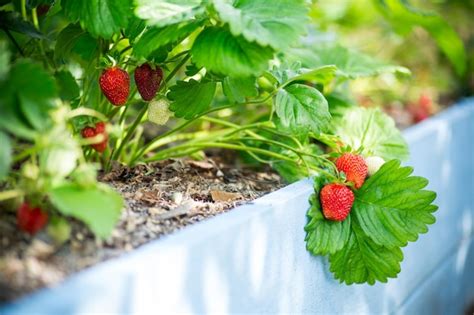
[0,0,439,284]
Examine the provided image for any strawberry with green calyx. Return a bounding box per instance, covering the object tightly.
[17,202,49,235]
[135,63,163,101]
[320,183,354,221]
[148,97,172,125]
[81,122,108,153]
[365,156,385,176]
[99,67,130,106]
[335,153,368,189]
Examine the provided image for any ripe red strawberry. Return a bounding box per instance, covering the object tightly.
[320,184,354,221]
[335,153,368,189]
[99,67,130,106]
[17,202,48,235]
[81,122,108,153]
[134,63,163,101]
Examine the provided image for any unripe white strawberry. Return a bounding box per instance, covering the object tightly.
[148,97,172,125]
[365,156,385,176]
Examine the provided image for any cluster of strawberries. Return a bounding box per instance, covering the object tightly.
[80,63,164,153]
[16,64,165,235]
[320,153,384,221]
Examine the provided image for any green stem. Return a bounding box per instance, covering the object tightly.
[199,117,337,178]
[13,146,40,162]
[108,103,147,169]
[118,105,129,125]
[139,130,226,153]
[120,45,132,56]
[107,106,121,120]
[146,142,295,163]
[130,104,236,164]
[21,0,27,21]
[165,53,190,85]
[0,189,24,201]
[68,107,108,121]
[31,8,39,29]
[165,50,191,63]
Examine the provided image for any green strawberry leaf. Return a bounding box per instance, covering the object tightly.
[0,11,45,39]
[325,90,355,118]
[375,0,466,76]
[135,0,205,27]
[353,159,437,248]
[222,76,258,104]
[271,62,337,87]
[49,183,123,238]
[305,179,351,255]
[168,79,216,119]
[62,0,132,39]
[212,0,308,50]
[0,59,58,136]
[274,84,331,134]
[329,222,403,285]
[55,70,80,101]
[55,24,99,62]
[124,15,146,42]
[0,92,37,140]
[288,44,410,79]
[133,21,201,58]
[286,65,337,87]
[192,27,274,77]
[332,107,409,161]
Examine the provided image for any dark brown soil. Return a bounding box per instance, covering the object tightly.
[0,158,282,303]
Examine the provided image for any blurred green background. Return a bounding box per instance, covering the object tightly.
[309,0,474,126]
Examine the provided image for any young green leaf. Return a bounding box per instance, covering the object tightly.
[212,0,308,50]
[353,159,437,248]
[168,79,216,119]
[305,193,351,255]
[192,27,273,77]
[275,84,331,134]
[49,183,123,238]
[62,0,132,39]
[329,222,403,285]
[135,0,204,27]
[271,63,337,87]
[333,107,409,161]
[133,21,201,58]
[286,65,337,87]
[222,76,257,103]
[55,70,80,101]
[0,131,12,181]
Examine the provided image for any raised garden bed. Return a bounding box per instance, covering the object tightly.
[0,159,281,300]
[2,99,473,314]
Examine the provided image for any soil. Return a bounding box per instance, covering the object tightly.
[0,158,282,303]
